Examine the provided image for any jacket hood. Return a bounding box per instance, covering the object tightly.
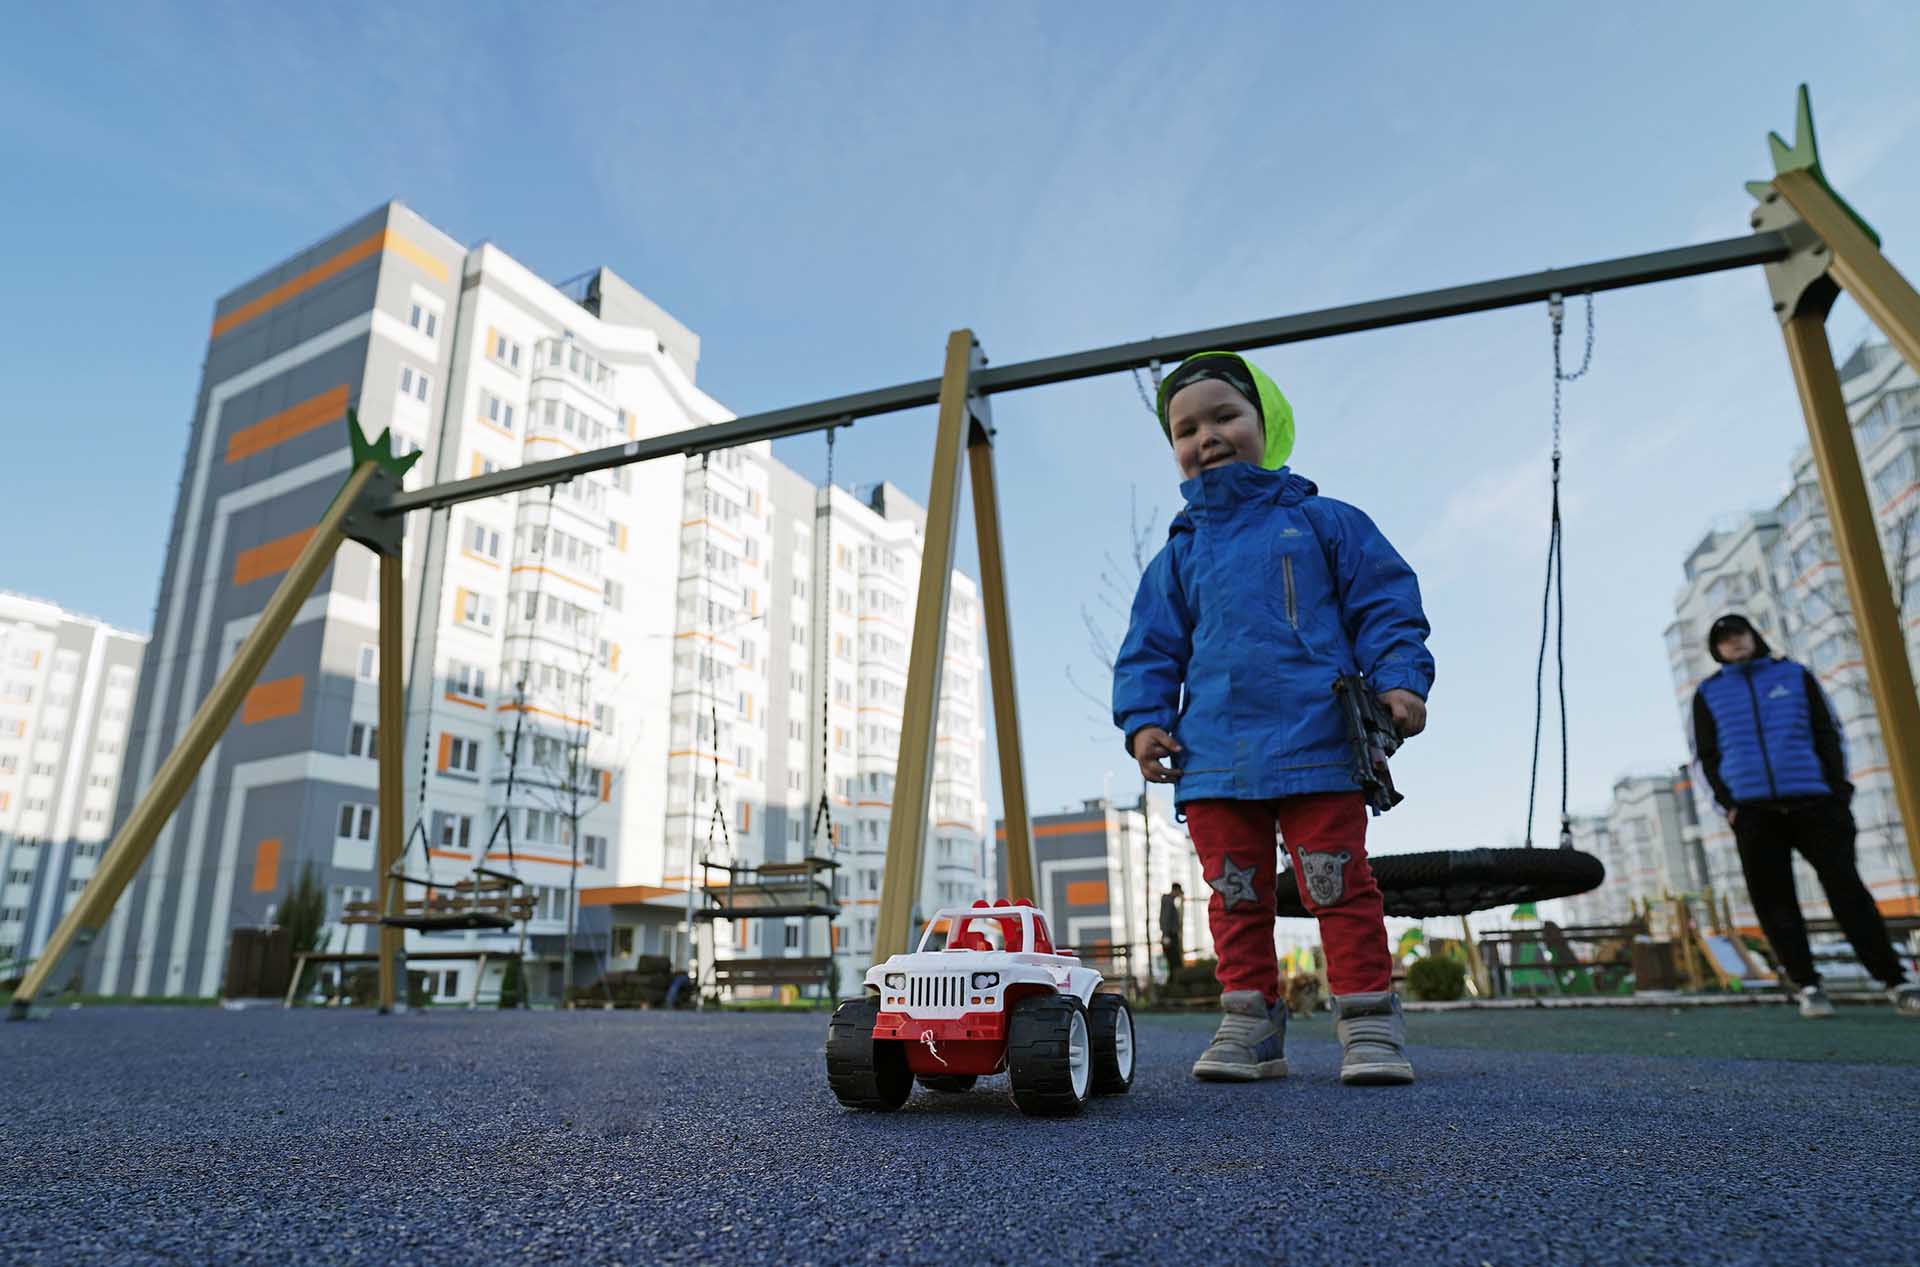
[1156,351,1296,471]
[1707,611,1774,664]
[1169,464,1319,537]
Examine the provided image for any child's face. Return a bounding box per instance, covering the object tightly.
[1168,379,1264,479]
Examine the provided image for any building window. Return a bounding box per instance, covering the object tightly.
[347,722,378,758]
[583,834,607,868]
[459,592,496,629]
[468,521,502,561]
[604,580,624,611]
[356,644,378,682]
[784,922,800,950]
[481,391,515,432]
[439,813,474,851]
[399,366,431,402]
[336,802,376,843]
[445,735,480,774]
[407,301,439,340]
[450,662,486,701]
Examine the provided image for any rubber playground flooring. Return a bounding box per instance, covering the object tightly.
[3,1005,1914,1265]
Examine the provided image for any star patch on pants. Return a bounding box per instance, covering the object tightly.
[1208,856,1260,909]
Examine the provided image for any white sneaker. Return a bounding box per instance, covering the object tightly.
[1796,985,1836,1019]
[1888,983,1920,1017]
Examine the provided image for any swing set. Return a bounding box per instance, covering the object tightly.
[13,86,1920,1018]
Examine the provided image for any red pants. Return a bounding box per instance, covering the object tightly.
[1186,793,1392,1003]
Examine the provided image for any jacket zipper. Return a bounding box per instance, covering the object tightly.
[1282,556,1298,628]
[1742,669,1781,799]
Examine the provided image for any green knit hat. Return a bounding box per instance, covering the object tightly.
[1155,351,1295,470]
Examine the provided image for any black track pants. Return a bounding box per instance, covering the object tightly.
[1732,798,1908,989]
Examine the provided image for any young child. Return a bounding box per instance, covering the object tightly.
[1112,351,1434,1085]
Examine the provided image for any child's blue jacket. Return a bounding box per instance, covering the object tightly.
[1111,462,1434,805]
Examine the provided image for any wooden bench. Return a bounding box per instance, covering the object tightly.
[285,949,501,1009]
[707,956,834,994]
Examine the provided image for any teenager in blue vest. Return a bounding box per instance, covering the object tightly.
[1691,613,1918,1017]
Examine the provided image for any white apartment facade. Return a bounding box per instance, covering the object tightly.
[97,203,715,1000]
[663,457,993,989]
[0,594,146,970]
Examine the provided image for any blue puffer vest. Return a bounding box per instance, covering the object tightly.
[1696,657,1833,802]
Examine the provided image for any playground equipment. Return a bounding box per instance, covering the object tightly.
[826,900,1133,1116]
[12,87,1920,1018]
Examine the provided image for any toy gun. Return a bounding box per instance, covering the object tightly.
[1332,675,1404,815]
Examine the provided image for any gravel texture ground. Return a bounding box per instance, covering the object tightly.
[3,1004,1916,1265]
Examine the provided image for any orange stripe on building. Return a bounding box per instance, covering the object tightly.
[509,564,599,594]
[994,817,1105,840]
[249,838,283,893]
[581,884,685,907]
[225,384,351,463]
[499,701,593,728]
[232,527,318,586]
[210,228,449,339]
[437,732,452,772]
[442,692,485,710]
[1065,880,1109,907]
[428,849,472,862]
[242,675,304,724]
[600,770,612,802]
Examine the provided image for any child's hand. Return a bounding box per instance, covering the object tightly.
[1378,689,1427,738]
[1130,726,1183,783]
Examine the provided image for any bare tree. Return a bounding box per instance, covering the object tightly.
[1062,486,1161,731]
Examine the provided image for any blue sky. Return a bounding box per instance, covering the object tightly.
[6,3,1919,856]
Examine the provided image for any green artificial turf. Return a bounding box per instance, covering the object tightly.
[1149,1002,1920,1065]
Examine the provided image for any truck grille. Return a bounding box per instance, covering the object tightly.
[908,973,966,1009]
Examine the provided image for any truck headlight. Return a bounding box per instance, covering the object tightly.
[970,972,999,990]
[884,972,906,989]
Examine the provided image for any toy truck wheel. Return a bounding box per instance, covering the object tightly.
[1088,993,1135,1094]
[917,1074,978,1093]
[825,998,911,1111]
[1007,994,1092,1116]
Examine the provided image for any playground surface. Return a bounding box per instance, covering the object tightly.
[3,1004,1915,1265]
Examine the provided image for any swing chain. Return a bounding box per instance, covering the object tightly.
[700,453,733,863]
[811,425,839,853]
[1527,294,1593,850]
[1130,358,1164,418]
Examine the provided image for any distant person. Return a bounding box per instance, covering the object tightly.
[1691,612,1918,1018]
[1160,882,1185,976]
[1113,352,1434,1085]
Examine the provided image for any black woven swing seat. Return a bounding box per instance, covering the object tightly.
[380,910,515,933]
[1275,847,1604,919]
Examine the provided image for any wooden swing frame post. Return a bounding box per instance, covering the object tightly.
[375,529,408,1013]
[1759,160,1920,886]
[871,331,1040,964]
[8,462,378,1018]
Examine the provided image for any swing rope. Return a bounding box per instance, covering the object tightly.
[1524,292,1592,850]
[480,482,563,878]
[809,424,842,857]
[697,454,733,868]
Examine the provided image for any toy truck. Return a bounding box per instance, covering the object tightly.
[825,898,1135,1116]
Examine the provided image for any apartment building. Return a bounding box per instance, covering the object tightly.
[92,201,995,1001]
[663,465,991,989]
[0,594,146,969]
[1555,770,1704,928]
[94,203,710,1000]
